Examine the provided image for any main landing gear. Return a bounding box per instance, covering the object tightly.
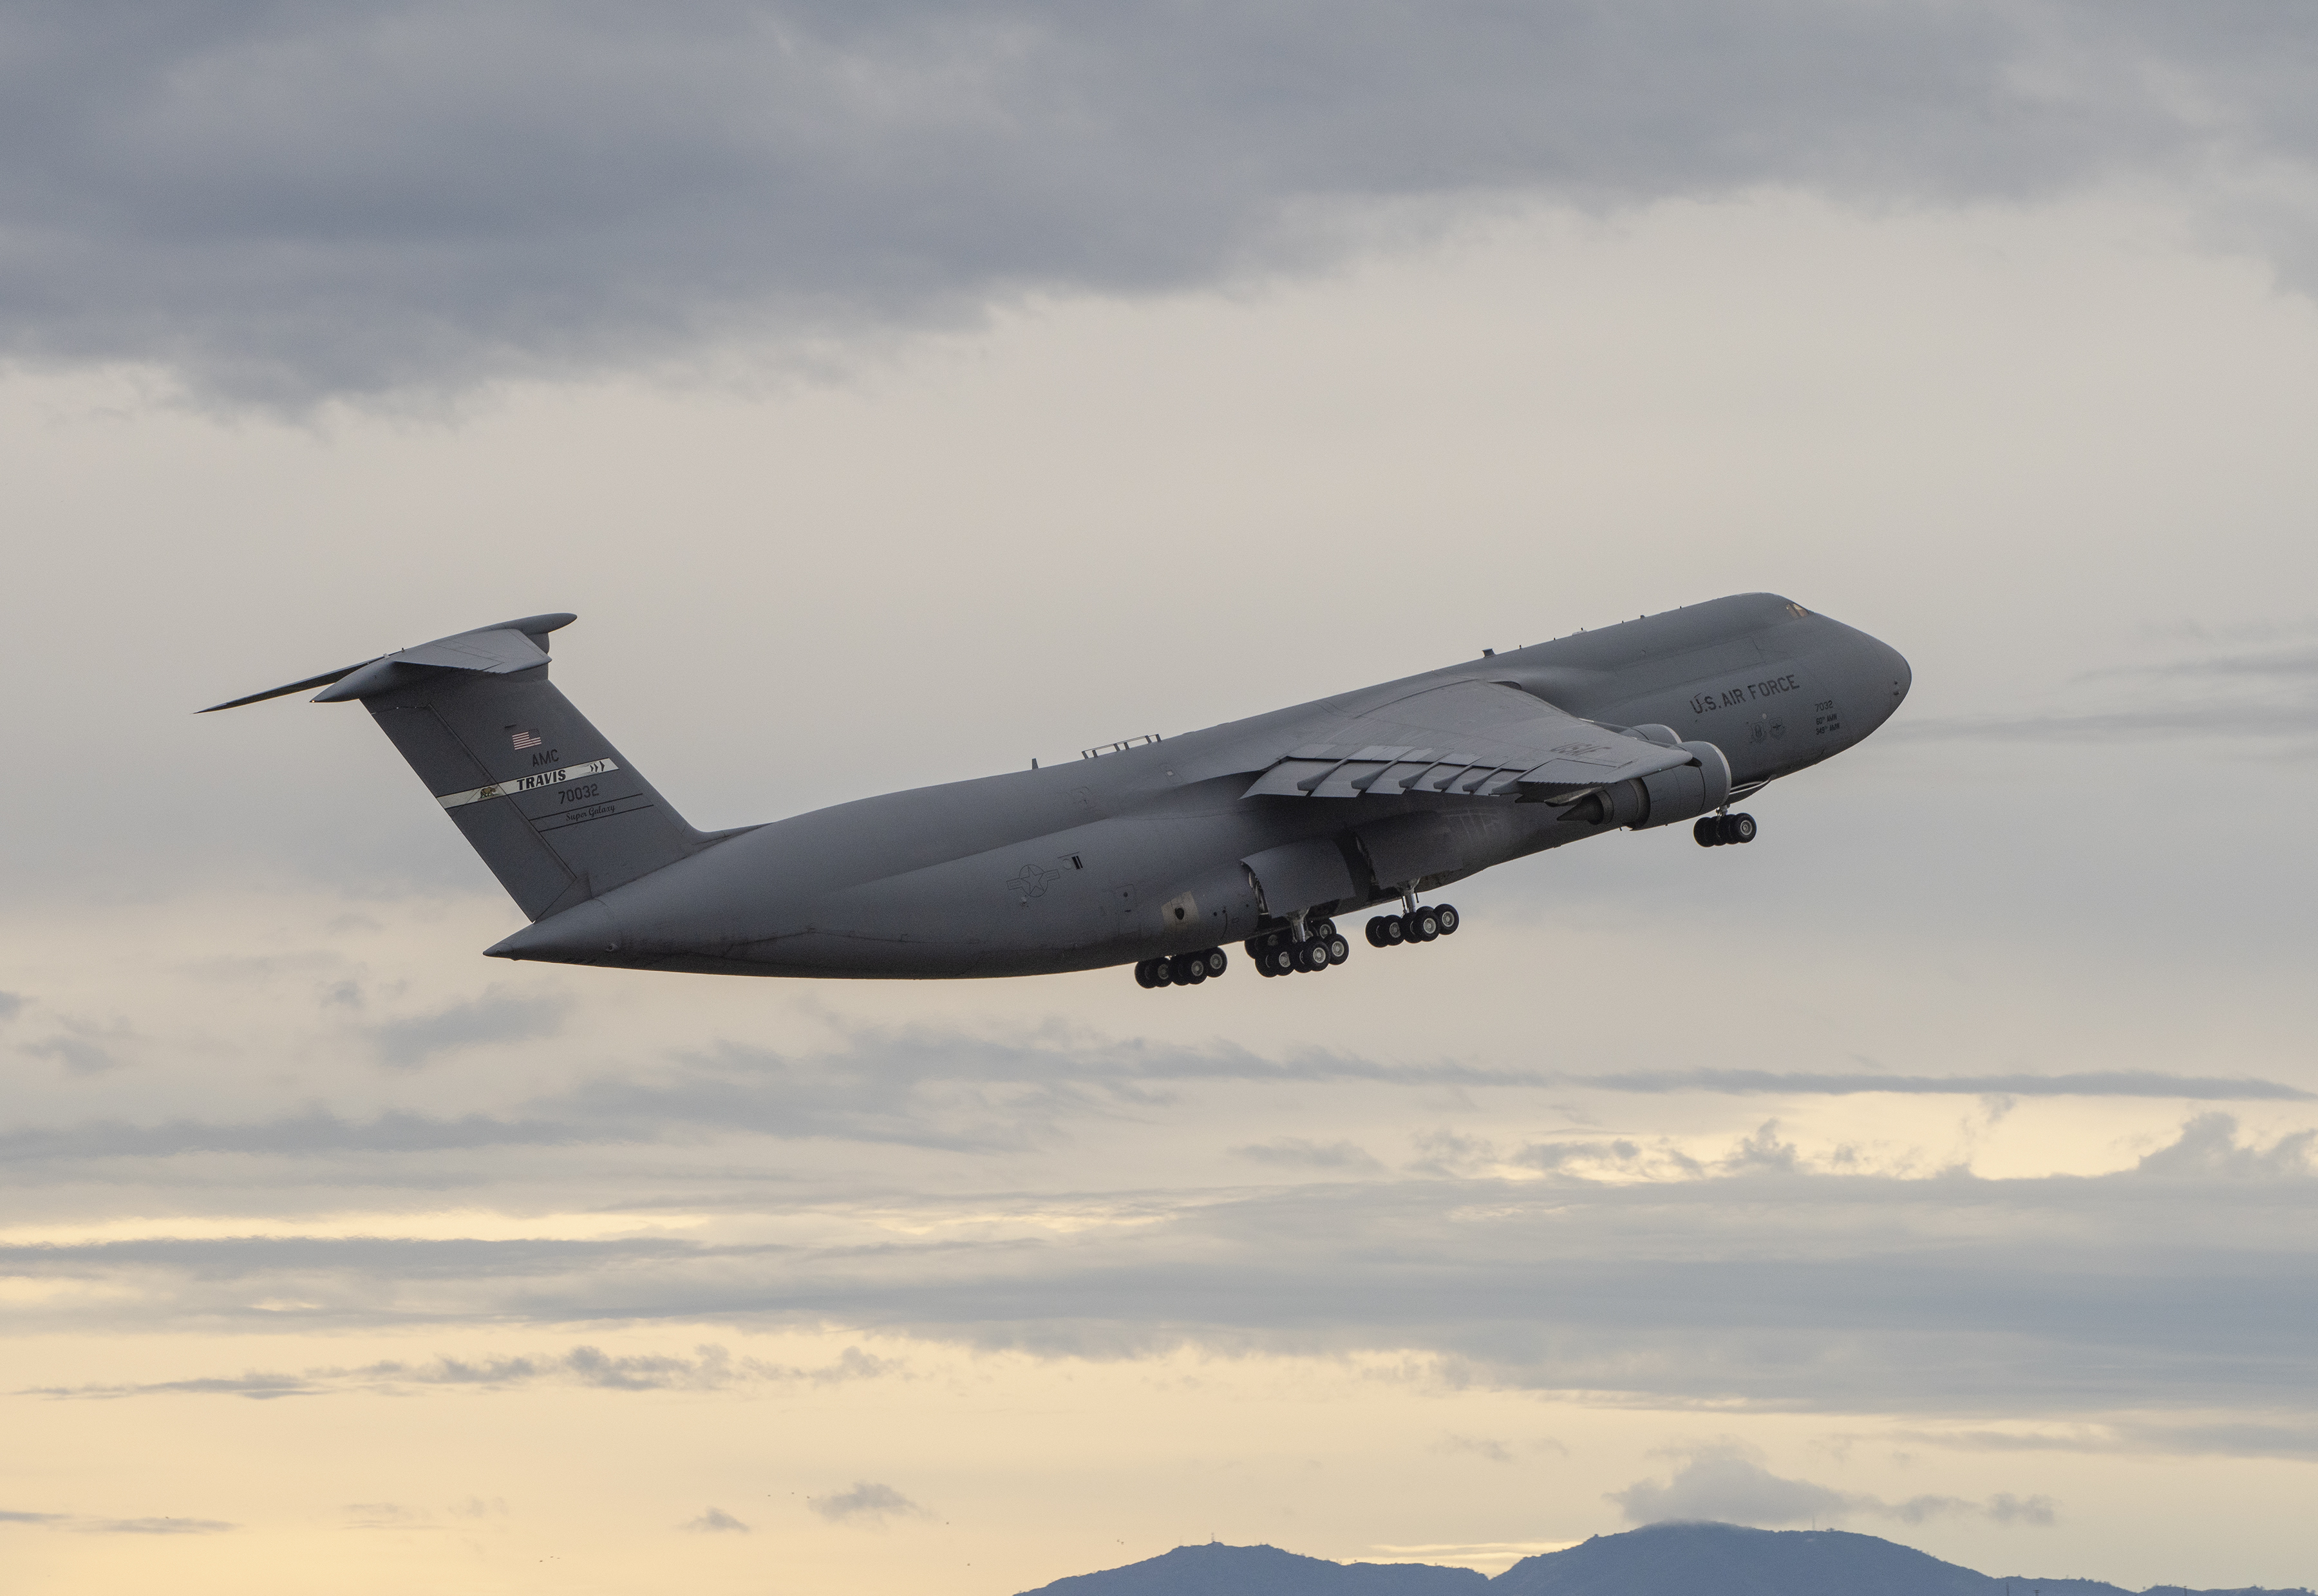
[1365,903,1459,947]
[1135,948,1229,988]
[1694,812,1758,847]
[1245,922,1351,977]
[1131,905,1458,988]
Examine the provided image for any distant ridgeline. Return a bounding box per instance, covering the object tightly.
[1014,1522,2310,1596]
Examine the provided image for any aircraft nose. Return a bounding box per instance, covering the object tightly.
[1867,635,1911,722]
[1885,640,1912,707]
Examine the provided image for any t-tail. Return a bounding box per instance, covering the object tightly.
[201,614,730,921]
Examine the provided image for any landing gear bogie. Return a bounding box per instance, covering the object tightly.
[1135,948,1229,989]
[1366,903,1459,948]
[1695,812,1759,847]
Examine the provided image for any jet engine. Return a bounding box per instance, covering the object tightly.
[1559,740,1730,831]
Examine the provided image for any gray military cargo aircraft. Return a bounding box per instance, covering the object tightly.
[205,593,1908,985]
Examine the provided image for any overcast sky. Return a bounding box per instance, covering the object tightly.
[4,6,2317,1595]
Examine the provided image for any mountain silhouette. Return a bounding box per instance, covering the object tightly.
[1016,1523,2309,1596]
[1019,1541,1485,1593]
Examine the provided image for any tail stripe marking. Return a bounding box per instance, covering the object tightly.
[438,758,619,810]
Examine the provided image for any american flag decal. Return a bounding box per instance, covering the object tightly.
[512,729,542,750]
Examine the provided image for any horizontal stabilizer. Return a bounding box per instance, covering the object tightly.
[198,613,576,713]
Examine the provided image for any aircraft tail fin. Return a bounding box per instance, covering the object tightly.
[202,614,717,921]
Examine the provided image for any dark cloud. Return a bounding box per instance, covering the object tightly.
[370,988,568,1068]
[1610,1445,2053,1528]
[3,3,2315,404]
[809,1481,929,1525]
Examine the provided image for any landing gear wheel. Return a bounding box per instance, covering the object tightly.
[1695,817,1720,847]
[1292,941,1323,973]
[1726,812,1757,844]
[1408,908,1440,942]
[1325,934,1350,965]
[1149,957,1175,986]
[1169,953,1203,985]
[1434,905,1459,935]
[1366,916,1390,948]
[1200,948,1228,977]
[1382,914,1406,945]
[1134,959,1157,989]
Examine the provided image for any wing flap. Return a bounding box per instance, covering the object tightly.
[1241,678,1699,803]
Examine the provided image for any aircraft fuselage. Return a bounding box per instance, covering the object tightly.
[485,593,1909,979]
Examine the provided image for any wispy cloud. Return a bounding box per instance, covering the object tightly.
[809,1482,930,1526]
[1894,639,2318,747]
[2,1027,2300,1175]
[19,1035,121,1075]
[683,1507,751,1534]
[0,1508,234,1535]
[1433,1434,1516,1464]
[370,989,568,1068]
[1230,1138,1384,1172]
[23,1344,901,1401]
[1611,1444,2053,1528]
[1549,1069,2312,1102]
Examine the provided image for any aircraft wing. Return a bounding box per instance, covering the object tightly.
[1241,678,1695,802]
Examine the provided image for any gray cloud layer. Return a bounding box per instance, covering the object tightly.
[5,1029,2299,1173]
[6,1115,2312,1422]
[6,3,2317,403]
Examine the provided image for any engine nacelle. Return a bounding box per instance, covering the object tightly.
[1558,742,1731,831]
[1631,740,1731,830]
